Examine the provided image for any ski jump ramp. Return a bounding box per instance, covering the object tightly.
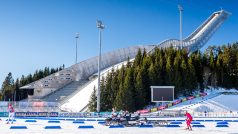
[20,10,230,112]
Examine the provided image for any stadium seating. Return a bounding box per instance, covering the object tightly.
[42,81,88,102]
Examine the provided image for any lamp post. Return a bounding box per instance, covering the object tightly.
[75,33,79,64]
[178,4,183,49]
[96,20,104,112]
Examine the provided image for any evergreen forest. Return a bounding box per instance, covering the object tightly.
[89,43,238,112]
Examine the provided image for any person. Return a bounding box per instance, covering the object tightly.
[7,104,15,124]
[185,111,193,131]
[204,110,207,117]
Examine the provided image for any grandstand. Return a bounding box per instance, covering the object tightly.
[15,10,230,113]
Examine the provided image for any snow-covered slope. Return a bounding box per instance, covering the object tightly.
[167,89,238,113]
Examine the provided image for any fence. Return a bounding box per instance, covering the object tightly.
[0,101,60,112]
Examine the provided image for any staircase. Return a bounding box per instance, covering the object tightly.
[42,80,88,102]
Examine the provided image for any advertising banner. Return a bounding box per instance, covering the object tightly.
[15,112,58,117]
[0,112,8,117]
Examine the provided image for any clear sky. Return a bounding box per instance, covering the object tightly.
[0,0,237,84]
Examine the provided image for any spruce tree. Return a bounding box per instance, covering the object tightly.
[88,86,97,112]
[122,67,135,112]
[114,65,125,110]
[187,56,197,93]
[173,55,182,97]
[134,49,142,67]
[1,72,14,101]
[99,76,107,111]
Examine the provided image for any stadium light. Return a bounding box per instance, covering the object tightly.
[75,33,79,64]
[96,20,104,112]
[178,4,183,49]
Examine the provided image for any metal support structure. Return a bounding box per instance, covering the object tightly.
[75,33,79,64]
[178,4,183,49]
[96,20,104,112]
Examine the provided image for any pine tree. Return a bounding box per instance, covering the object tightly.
[216,49,224,87]
[113,65,125,110]
[1,72,14,101]
[14,78,20,101]
[180,59,189,95]
[99,76,107,111]
[209,49,217,87]
[165,56,173,85]
[141,57,151,104]
[134,49,142,67]
[173,55,182,97]
[148,63,157,85]
[187,56,197,93]
[122,67,135,112]
[193,51,204,91]
[134,68,147,110]
[104,70,114,111]
[236,51,238,88]
[88,86,97,112]
[111,68,119,104]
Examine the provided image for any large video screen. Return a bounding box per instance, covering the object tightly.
[151,86,174,102]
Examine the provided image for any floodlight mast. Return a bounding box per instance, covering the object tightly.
[75,33,79,64]
[178,4,183,49]
[96,20,104,113]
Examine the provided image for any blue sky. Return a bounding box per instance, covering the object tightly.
[0,0,237,84]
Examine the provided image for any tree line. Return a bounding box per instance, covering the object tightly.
[0,65,65,101]
[89,42,238,112]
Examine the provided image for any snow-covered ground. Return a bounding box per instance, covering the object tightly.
[1,117,238,134]
[166,89,238,114]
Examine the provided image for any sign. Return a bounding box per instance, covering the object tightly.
[15,112,58,117]
[150,86,174,102]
